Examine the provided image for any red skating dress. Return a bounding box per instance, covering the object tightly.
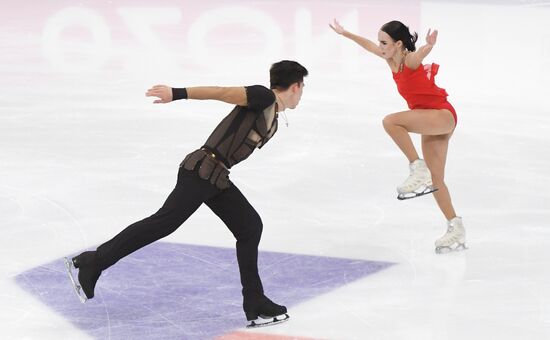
[392,63,457,124]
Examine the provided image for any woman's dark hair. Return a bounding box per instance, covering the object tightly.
[380,21,418,52]
[270,60,308,90]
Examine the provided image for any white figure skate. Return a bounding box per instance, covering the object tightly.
[397,159,438,200]
[435,216,467,254]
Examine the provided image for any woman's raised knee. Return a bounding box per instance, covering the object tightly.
[382,114,395,130]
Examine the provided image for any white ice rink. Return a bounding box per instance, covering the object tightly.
[1,1,550,339]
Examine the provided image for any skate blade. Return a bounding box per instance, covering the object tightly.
[246,314,289,328]
[397,186,438,200]
[64,257,88,303]
[435,243,468,254]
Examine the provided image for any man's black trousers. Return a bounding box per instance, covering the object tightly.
[95,166,264,299]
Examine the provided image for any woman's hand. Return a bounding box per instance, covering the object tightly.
[426,28,438,46]
[329,19,345,35]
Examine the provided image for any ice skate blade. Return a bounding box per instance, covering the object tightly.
[397,186,438,200]
[246,314,289,328]
[435,243,468,254]
[64,257,88,303]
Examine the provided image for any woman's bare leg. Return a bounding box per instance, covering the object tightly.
[421,133,456,220]
[382,108,455,162]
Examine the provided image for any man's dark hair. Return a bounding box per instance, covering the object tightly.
[270,60,308,90]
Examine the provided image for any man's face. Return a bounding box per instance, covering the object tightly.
[287,82,304,109]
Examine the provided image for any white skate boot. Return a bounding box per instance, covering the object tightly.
[397,159,437,200]
[435,216,467,254]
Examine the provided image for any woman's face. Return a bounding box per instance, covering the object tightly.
[378,30,401,59]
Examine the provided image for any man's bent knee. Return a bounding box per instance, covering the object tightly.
[237,215,263,243]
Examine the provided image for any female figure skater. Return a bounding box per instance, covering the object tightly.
[330,19,465,253]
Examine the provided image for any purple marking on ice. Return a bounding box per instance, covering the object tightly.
[15,242,393,340]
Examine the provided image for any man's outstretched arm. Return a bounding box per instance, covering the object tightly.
[146,85,247,106]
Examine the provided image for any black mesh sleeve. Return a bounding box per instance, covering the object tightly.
[245,85,276,112]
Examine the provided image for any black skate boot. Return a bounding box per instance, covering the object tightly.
[244,295,289,328]
[64,251,102,302]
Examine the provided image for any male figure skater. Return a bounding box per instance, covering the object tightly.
[65,60,308,327]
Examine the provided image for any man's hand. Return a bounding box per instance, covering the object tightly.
[146,85,173,104]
